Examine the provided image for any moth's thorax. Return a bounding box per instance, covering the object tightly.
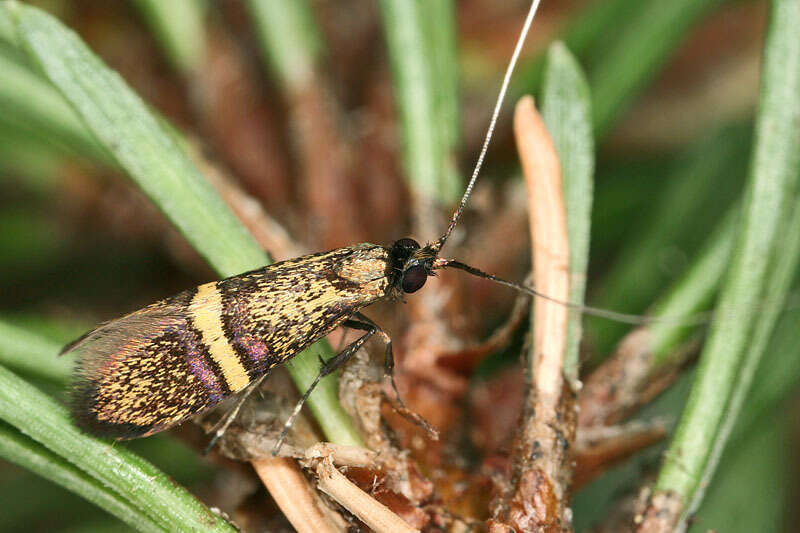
[334,243,392,298]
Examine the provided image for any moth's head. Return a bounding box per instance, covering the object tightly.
[388,238,437,296]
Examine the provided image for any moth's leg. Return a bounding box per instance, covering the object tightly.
[346,314,400,402]
[349,313,439,440]
[274,323,376,455]
[332,325,350,353]
[204,372,269,455]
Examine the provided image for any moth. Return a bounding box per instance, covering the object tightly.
[65,0,624,452]
[65,238,444,443]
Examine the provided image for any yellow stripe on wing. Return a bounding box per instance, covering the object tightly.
[191,283,250,391]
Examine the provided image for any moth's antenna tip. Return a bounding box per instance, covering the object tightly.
[437,0,541,251]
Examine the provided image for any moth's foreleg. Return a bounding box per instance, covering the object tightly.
[345,314,399,399]
[349,313,439,441]
[274,322,377,455]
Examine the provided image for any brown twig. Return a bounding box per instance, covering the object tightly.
[569,326,699,489]
[337,360,437,525]
[578,329,699,429]
[633,490,683,532]
[518,98,570,406]
[488,96,574,531]
[199,361,337,532]
[252,456,348,533]
[314,456,421,533]
[304,442,378,468]
[573,420,668,489]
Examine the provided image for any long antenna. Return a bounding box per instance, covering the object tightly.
[432,0,542,252]
[435,259,712,326]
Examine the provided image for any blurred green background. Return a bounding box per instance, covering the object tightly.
[1,0,798,531]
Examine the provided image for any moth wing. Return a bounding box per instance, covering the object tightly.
[67,293,227,439]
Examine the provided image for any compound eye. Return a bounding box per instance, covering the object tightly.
[401,265,427,293]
